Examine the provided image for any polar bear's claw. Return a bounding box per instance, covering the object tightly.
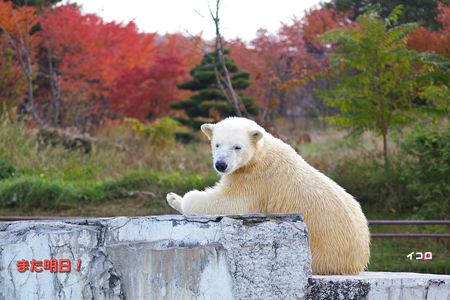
[166,192,182,213]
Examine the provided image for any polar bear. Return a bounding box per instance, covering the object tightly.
[167,117,370,275]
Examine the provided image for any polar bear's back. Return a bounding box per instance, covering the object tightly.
[234,132,371,275]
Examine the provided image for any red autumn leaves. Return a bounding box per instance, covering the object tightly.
[1,2,200,125]
[2,1,450,126]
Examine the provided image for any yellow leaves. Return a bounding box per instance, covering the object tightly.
[0,1,38,37]
[124,117,181,151]
[124,117,146,137]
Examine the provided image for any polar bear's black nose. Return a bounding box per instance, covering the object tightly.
[215,161,228,172]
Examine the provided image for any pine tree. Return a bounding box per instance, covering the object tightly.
[170,48,258,130]
[326,0,450,30]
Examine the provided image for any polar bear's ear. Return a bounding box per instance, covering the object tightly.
[201,124,215,140]
[249,129,263,143]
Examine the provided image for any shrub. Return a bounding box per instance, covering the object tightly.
[396,124,450,219]
[0,157,17,180]
[0,170,220,211]
[328,150,412,212]
[0,176,81,209]
[124,117,180,150]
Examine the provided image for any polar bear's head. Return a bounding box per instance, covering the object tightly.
[201,117,264,175]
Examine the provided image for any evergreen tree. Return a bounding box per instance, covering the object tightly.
[325,0,450,30]
[3,0,61,7]
[170,48,258,130]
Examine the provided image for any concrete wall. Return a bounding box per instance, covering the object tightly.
[0,214,311,300]
[1,214,450,300]
[309,272,450,300]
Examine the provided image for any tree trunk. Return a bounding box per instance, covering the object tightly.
[382,131,391,178]
[0,1,44,126]
[211,0,242,117]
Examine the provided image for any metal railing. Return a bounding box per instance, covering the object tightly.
[1,217,449,274]
[0,216,86,221]
[368,220,450,275]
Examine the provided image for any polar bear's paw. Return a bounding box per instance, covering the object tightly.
[166,192,183,213]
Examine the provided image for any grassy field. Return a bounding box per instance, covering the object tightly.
[0,116,218,216]
[1,116,448,274]
[0,116,435,219]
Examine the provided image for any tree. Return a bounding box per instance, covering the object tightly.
[170,48,258,130]
[302,6,354,55]
[407,3,450,107]
[109,55,185,121]
[3,0,60,7]
[408,2,450,57]
[37,3,157,129]
[228,37,276,120]
[0,47,26,118]
[317,6,448,165]
[1,2,199,129]
[0,0,44,125]
[326,0,450,30]
[209,0,250,118]
[228,6,354,122]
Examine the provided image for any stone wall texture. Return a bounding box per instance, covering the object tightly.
[0,214,312,300]
[309,272,450,300]
[2,214,450,300]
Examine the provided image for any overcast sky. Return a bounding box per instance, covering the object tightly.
[73,0,324,41]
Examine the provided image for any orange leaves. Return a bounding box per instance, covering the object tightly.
[0,1,39,115]
[0,2,204,126]
[302,6,354,51]
[407,2,450,57]
[0,1,37,37]
[156,33,203,74]
[407,26,442,53]
[225,7,349,119]
[39,4,158,97]
[35,3,198,124]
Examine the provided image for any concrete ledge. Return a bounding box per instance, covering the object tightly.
[0,214,311,300]
[2,215,449,300]
[308,272,450,300]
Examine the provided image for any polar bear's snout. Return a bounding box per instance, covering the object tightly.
[215,161,228,172]
[213,146,237,174]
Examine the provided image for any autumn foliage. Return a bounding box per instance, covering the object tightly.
[109,55,184,121]
[0,1,202,129]
[228,6,354,120]
[2,0,450,130]
[408,2,450,57]
[0,1,38,115]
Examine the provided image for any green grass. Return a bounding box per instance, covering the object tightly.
[1,115,449,273]
[0,114,218,215]
[361,201,449,275]
[368,232,449,274]
[0,115,434,219]
[0,170,219,210]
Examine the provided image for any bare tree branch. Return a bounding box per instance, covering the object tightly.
[44,21,61,126]
[0,1,45,126]
[184,1,252,119]
[209,0,246,117]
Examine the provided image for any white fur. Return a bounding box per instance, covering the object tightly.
[167,117,370,275]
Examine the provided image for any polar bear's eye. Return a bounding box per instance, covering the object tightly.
[234,145,242,150]
[216,144,219,148]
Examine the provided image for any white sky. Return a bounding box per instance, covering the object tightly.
[73,0,324,41]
